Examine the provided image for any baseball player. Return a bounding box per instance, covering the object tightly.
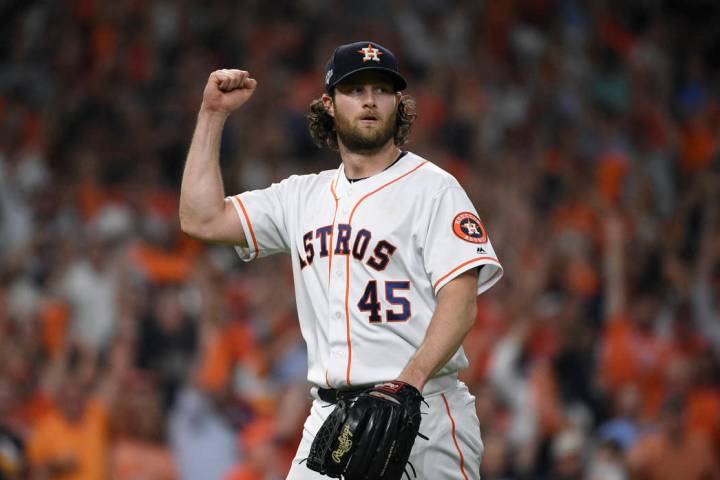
[179,41,503,479]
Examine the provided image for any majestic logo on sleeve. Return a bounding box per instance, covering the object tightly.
[452,212,487,244]
[357,44,383,63]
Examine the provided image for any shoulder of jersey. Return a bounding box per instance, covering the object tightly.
[276,169,337,188]
[404,152,462,191]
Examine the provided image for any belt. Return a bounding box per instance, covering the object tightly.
[317,386,368,404]
[314,374,459,403]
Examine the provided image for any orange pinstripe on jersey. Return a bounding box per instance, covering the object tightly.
[347,161,428,222]
[433,257,500,291]
[328,182,340,283]
[442,393,469,480]
[234,195,259,260]
[344,254,353,385]
[343,161,428,386]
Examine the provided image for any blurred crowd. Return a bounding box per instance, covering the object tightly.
[1,0,720,479]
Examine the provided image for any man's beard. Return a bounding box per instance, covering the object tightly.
[334,110,397,153]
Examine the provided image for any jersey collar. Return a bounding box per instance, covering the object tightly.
[335,151,417,198]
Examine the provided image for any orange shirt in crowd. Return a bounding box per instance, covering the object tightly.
[596,151,629,207]
[679,116,717,175]
[530,360,566,436]
[685,387,720,448]
[551,201,598,240]
[39,300,70,358]
[599,315,672,418]
[74,180,118,221]
[128,242,193,284]
[225,467,261,480]
[627,431,719,480]
[110,439,178,480]
[27,399,109,480]
[197,323,265,392]
[565,258,600,299]
[224,418,285,480]
[461,296,507,382]
[6,391,54,440]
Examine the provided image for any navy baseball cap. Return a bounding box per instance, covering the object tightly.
[324,41,407,93]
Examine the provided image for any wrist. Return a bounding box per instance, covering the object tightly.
[198,104,230,121]
[395,371,427,392]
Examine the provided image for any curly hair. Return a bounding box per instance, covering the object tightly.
[307,95,417,151]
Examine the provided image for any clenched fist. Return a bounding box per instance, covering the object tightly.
[201,69,257,114]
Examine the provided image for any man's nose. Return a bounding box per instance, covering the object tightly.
[360,87,377,106]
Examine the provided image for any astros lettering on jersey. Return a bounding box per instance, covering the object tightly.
[227,151,503,388]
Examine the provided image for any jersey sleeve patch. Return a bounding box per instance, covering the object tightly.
[452,212,487,244]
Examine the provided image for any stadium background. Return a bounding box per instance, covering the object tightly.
[1,0,719,479]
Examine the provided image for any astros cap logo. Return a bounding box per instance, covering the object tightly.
[357,44,383,63]
[324,41,407,92]
[452,212,488,244]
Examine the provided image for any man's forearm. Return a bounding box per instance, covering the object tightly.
[397,270,478,391]
[179,69,256,244]
[179,109,229,235]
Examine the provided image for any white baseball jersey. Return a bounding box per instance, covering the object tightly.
[227,151,502,389]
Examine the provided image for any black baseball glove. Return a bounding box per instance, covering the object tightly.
[306,381,425,479]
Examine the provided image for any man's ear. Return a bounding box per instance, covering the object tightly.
[322,93,335,118]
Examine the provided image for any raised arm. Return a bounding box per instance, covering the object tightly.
[179,69,257,245]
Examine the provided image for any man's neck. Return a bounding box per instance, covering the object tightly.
[339,141,401,180]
